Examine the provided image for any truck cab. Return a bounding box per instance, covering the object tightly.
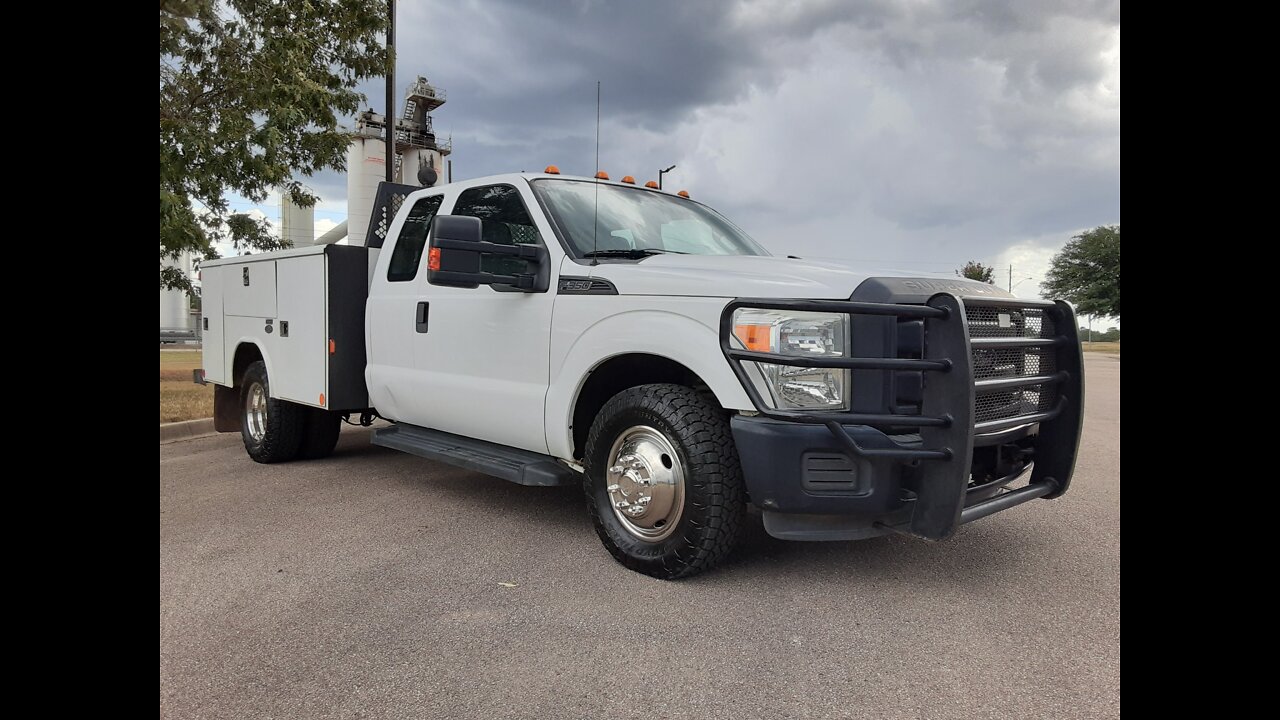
[199,171,1084,579]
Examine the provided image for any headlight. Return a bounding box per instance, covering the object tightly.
[731,308,849,411]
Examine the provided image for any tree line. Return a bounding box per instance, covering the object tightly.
[956,226,1120,323]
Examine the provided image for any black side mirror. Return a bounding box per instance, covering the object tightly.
[426,215,546,291]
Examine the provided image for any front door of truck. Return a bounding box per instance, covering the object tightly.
[408,181,557,454]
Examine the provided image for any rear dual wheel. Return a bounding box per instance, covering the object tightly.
[240,360,341,463]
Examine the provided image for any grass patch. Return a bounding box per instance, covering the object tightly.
[1081,341,1121,355]
[161,350,213,422]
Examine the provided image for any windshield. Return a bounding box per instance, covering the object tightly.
[531,179,768,258]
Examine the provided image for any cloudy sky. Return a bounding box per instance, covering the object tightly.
[239,0,1120,300]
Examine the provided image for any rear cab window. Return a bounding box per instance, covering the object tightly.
[387,194,445,282]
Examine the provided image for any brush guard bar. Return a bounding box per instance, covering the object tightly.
[719,293,1084,540]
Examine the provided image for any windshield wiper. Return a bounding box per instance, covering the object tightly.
[581,248,687,259]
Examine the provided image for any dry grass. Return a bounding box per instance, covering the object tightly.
[161,350,213,423]
[1081,341,1121,355]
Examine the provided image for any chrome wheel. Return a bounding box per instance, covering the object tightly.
[245,382,267,443]
[605,425,685,543]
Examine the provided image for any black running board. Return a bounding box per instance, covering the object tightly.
[371,423,578,487]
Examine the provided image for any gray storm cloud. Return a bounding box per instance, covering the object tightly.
[284,0,1119,297]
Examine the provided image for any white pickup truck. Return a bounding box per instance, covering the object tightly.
[197,171,1083,579]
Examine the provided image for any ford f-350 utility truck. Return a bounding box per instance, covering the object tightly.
[196,171,1083,579]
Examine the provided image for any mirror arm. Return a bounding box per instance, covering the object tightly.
[434,237,541,259]
[432,269,536,289]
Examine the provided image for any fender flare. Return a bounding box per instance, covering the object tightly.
[229,338,274,392]
[544,309,753,459]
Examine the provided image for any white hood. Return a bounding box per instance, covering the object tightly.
[576,255,975,300]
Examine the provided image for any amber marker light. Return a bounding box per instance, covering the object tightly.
[733,323,773,352]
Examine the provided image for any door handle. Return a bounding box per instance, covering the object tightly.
[416,302,429,333]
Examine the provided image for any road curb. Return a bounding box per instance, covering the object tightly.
[160,418,218,444]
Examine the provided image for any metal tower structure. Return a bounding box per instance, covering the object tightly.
[394,76,451,186]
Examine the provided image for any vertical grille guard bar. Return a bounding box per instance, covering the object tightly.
[909,293,975,539]
[1030,300,1085,498]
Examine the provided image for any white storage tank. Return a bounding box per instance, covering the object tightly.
[160,253,192,332]
[346,116,388,247]
[281,194,315,247]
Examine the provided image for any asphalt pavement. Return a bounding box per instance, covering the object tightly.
[160,354,1120,719]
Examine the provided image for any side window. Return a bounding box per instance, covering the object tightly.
[387,194,444,282]
[451,184,541,275]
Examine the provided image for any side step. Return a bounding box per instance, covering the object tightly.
[371,423,578,487]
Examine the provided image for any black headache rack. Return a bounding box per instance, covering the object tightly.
[719,293,1084,540]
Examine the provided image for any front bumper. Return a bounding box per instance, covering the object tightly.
[732,415,1056,541]
[721,293,1084,542]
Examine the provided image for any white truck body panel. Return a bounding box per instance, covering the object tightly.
[596,254,874,299]
[366,178,563,453]
[544,275,753,459]
[201,245,368,411]
[273,254,327,406]
[224,260,278,318]
[201,266,226,384]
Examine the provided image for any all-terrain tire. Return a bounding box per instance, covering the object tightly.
[583,384,746,579]
[297,407,343,460]
[240,360,304,464]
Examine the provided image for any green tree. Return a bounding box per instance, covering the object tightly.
[160,0,388,291]
[956,261,995,283]
[1042,226,1121,318]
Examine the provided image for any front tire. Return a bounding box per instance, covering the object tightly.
[583,384,746,579]
[240,360,304,464]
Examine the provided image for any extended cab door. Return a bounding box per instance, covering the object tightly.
[397,180,558,454]
[366,192,446,420]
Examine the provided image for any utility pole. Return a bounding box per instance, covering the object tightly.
[385,0,396,182]
[1008,264,1013,292]
[658,164,676,189]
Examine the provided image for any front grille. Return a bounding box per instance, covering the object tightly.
[975,383,1056,424]
[973,347,1056,380]
[967,306,1055,339]
[969,305,1062,426]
